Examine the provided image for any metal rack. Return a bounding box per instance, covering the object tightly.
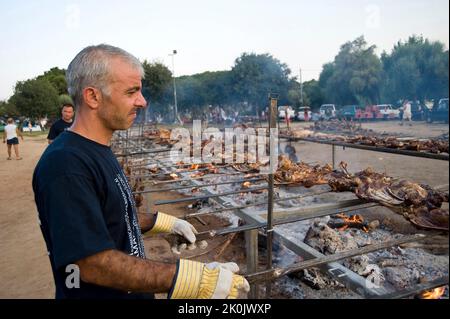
[113,117,448,299]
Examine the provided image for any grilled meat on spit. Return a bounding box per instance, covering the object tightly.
[328,161,449,231]
[328,162,359,192]
[410,207,449,231]
[274,155,332,187]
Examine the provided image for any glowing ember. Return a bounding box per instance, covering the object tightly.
[420,286,446,299]
[334,213,369,232]
[242,181,251,188]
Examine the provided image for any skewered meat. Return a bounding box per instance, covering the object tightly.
[410,207,449,231]
[273,156,331,187]
[386,180,429,207]
[283,124,449,155]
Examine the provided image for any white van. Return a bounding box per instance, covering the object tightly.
[319,104,336,120]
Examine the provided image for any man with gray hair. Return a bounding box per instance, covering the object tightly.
[33,44,249,299]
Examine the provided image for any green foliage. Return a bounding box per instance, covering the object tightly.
[176,71,234,113]
[231,53,291,113]
[37,67,68,95]
[0,100,19,117]
[320,36,382,106]
[4,36,448,120]
[302,80,324,110]
[10,78,60,118]
[381,35,449,102]
[58,94,74,106]
[142,60,173,105]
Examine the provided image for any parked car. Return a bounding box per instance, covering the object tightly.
[338,105,359,120]
[377,104,400,120]
[278,106,295,119]
[426,98,449,123]
[319,104,336,120]
[297,106,312,121]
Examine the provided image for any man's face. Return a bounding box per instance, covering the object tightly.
[62,106,74,122]
[98,58,147,131]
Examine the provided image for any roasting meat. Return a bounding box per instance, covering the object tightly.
[273,155,332,187]
[409,207,449,231]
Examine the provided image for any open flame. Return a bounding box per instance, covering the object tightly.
[419,286,446,299]
[169,173,179,180]
[242,181,251,188]
[335,213,369,232]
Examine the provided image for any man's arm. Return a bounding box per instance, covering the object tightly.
[76,249,176,293]
[137,211,155,233]
[136,200,156,233]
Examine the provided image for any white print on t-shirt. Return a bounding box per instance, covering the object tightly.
[114,173,146,258]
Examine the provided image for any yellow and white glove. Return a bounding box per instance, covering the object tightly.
[149,212,198,246]
[169,259,250,299]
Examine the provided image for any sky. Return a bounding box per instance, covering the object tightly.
[0,0,448,100]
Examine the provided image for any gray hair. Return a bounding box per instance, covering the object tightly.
[66,44,144,107]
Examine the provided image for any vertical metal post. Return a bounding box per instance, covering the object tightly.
[299,67,303,107]
[245,229,259,299]
[266,93,278,297]
[170,50,178,123]
[332,144,336,170]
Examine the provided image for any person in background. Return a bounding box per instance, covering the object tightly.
[47,103,75,144]
[3,118,23,160]
[304,108,309,122]
[400,99,412,126]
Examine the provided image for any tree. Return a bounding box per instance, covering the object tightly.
[141,60,172,112]
[0,100,19,117]
[37,67,68,95]
[302,80,324,110]
[381,35,449,103]
[231,53,291,115]
[320,36,382,106]
[10,78,60,118]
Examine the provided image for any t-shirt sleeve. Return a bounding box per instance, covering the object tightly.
[47,123,57,140]
[39,174,116,270]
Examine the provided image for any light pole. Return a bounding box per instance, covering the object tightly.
[299,67,303,107]
[169,49,178,123]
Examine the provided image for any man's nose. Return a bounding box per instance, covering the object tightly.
[136,92,147,108]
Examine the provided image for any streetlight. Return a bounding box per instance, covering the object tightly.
[169,49,178,123]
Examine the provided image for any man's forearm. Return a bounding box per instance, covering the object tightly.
[137,200,156,232]
[76,249,176,293]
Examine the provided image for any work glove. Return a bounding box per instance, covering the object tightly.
[149,211,198,246]
[169,259,250,299]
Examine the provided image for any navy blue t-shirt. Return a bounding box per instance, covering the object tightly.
[32,131,152,299]
[47,119,72,141]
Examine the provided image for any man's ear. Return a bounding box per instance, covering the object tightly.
[83,87,102,110]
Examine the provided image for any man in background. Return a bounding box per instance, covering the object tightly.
[47,103,75,144]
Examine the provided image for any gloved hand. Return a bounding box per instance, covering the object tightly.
[169,259,250,299]
[149,212,198,244]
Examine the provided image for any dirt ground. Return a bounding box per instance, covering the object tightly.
[0,121,448,299]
